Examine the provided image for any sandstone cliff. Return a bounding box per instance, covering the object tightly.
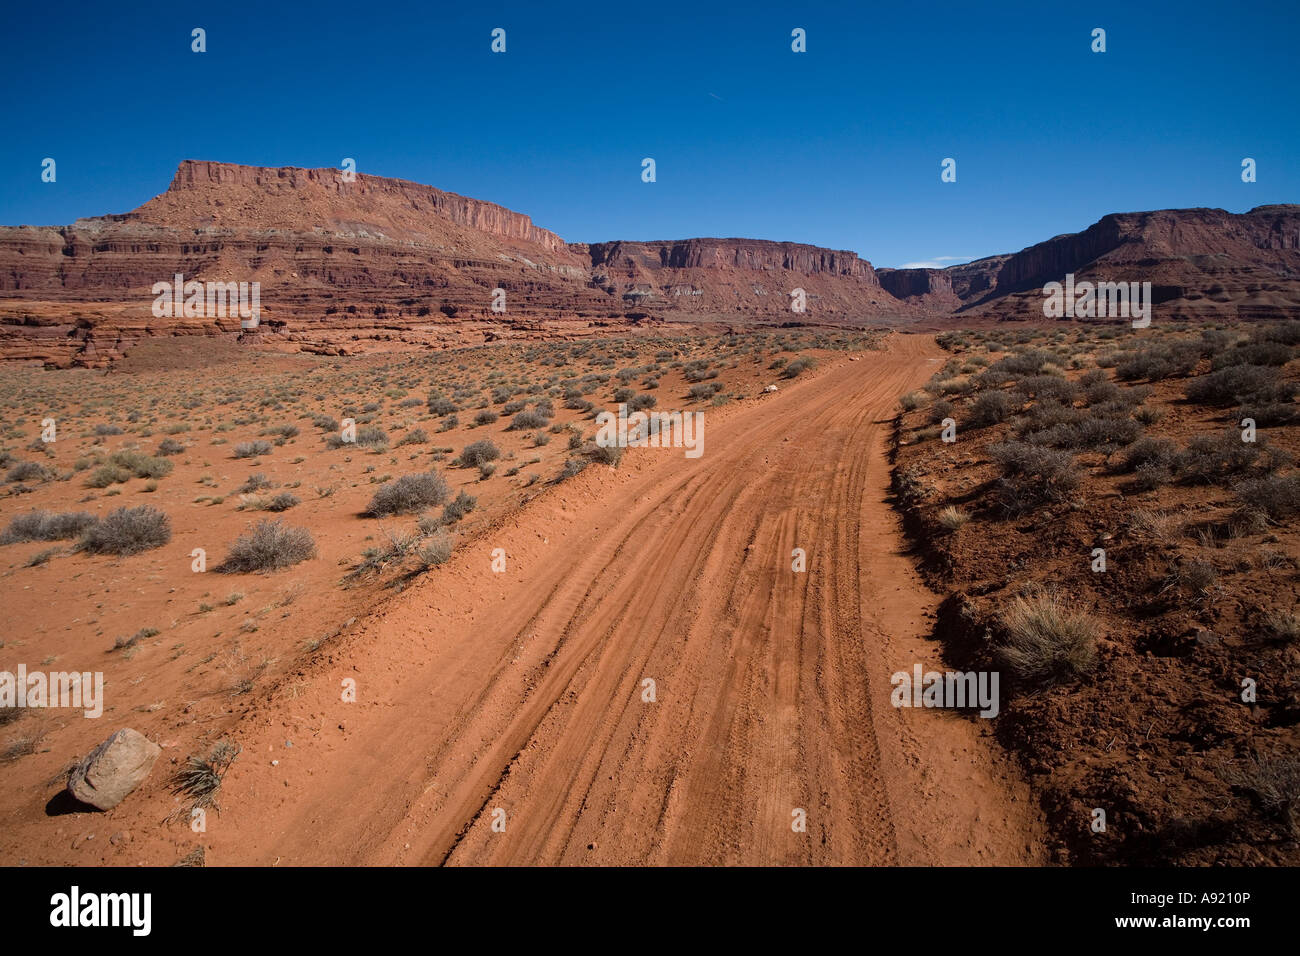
[0,162,912,366]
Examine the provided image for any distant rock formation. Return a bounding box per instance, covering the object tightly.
[0,161,1296,366]
[0,162,915,366]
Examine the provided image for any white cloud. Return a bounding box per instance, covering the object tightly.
[898,256,973,269]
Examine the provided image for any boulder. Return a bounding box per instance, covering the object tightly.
[67,728,161,810]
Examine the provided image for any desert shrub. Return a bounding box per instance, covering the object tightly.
[367,471,450,517]
[976,349,1054,386]
[80,505,172,555]
[1185,365,1294,406]
[1,510,97,544]
[927,399,955,426]
[1234,473,1300,522]
[1116,342,1200,381]
[94,424,124,436]
[629,393,657,411]
[7,461,52,483]
[86,464,130,488]
[1254,320,1300,346]
[355,425,389,447]
[968,390,1015,426]
[990,441,1080,513]
[108,450,172,479]
[612,387,635,404]
[440,491,477,524]
[558,458,588,480]
[473,410,499,426]
[533,431,551,447]
[457,440,500,468]
[233,440,272,459]
[509,409,550,430]
[1017,400,1081,434]
[1015,374,1076,404]
[1238,400,1299,426]
[583,441,624,467]
[1178,432,1288,485]
[396,428,429,446]
[1026,416,1141,452]
[689,383,720,400]
[1264,609,1300,643]
[899,391,924,411]
[782,357,816,379]
[1118,437,1180,474]
[354,529,420,574]
[220,519,316,571]
[312,413,340,431]
[1220,753,1300,838]
[997,591,1099,683]
[263,492,300,512]
[157,437,186,456]
[427,397,458,416]
[237,473,273,494]
[1082,378,1120,406]
[324,425,388,449]
[1212,341,1293,369]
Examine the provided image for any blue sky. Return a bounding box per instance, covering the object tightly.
[1,0,1295,268]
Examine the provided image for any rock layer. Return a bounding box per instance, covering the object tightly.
[1,161,1296,365]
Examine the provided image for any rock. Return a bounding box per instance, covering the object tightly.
[67,728,161,810]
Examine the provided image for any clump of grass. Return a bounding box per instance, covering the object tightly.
[416,530,454,568]
[170,741,241,818]
[112,627,160,652]
[1263,608,1300,643]
[1219,753,1300,838]
[936,505,969,532]
[353,527,420,576]
[997,591,1099,684]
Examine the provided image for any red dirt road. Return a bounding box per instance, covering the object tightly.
[196,333,1043,865]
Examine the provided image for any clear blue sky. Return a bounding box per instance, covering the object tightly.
[1,0,1295,268]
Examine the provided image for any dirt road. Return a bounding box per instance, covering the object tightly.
[213,333,1043,865]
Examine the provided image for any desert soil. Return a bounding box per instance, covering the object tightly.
[2,333,1043,865]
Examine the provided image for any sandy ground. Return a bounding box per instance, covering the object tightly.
[3,333,1044,865]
